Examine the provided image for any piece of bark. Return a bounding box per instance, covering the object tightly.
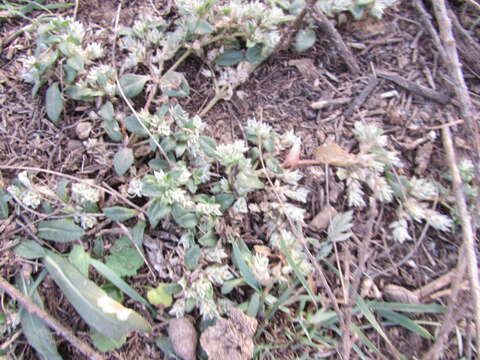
[377,71,451,104]
[344,76,379,118]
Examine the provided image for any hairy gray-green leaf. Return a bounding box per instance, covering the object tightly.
[232,240,260,292]
[43,251,151,338]
[294,29,316,52]
[215,49,244,66]
[113,148,134,176]
[184,245,201,270]
[104,207,138,222]
[0,188,11,219]
[37,219,84,242]
[125,116,148,136]
[17,274,63,360]
[147,199,171,228]
[119,74,150,98]
[171,205,197,229]
[45,82,63,123]
[160,71,190,98]
[91,329,126,352]
[69,245,90,276]
[15,241,47,259]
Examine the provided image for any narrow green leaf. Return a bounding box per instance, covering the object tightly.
[91,329,126,352]
[368,301,445,314]
[15,241,47,259]
[103,206,138,222]
[113,148,134,176]
[232,240,260,292]
[43,251,151,338]
[37,219,84,242]
[119,73,149,98]
[89,258,153,313]
[378,309,433,339]
[294,29,316,52]
[247,292,260,318]
[16,274,63,360]
[221,278,244,295]
[69,245,90,276]
[45,82,63,123]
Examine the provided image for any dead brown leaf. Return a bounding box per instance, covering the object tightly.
[309,204,338,231]
[288,58,319,80]
[382,284,420,304]
[315,143,358,167]
[415,142,433,175]
[168,317,198,360]
[200,308,257,360]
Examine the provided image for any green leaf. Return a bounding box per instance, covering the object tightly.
[199,136,217,158]
[246,44,266,63]
[43,251,151,339]
[91,329,126,352]
[119,73,150,98]
[234,168,264,196]
[160,71,190,98]
[232,239,260,292]
[103,120,123,142]
[215,49,244,66]
[184,245,201,270]
[69,245,90,276]
[65,86,102,100]
[99,101,114,121]
[247,292,260,318]
[16,274,63,360]
[198,231,217,247]
[215,193,235,211]
[113,147,134,176]
[378,309,433,339]
[195,19,214,34]
[104,207,138,222]
[294,29,316,52]
[147,284,173,307]
[0,188,11,219]
[171,204,197,229]
[89,258,154,313]
[45,82,63,123]
[15,241,47,259]
[221,278,244,295]
[66,54,84,72]
[132,220,146,250]
[37,219,84,242]
[125,116,148,136]
[147,199,171,228]
[106,236,144,277]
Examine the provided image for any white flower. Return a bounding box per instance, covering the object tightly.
[410,178,438,200]
[195,202,222,216]
[390,219,411,243]
[79,215,98,229]
[169,298,186,318]
[17,171,32,187]
[425,209,452,232]
[232,197,248,214]
[69,20,85,42]
[404,198,426,222]
[205,265,234,286]
[276,202,305,223]
[283,170,303,185]
[127,178,143,197]
[21,189,42,209]
[347,179,365,207]
[153,170,167,184]
[250,254,270,285]
[245,118,272,140]
[71,183,100,204]
[85,42,104,60]
[216,140,248,167]
[284,187,309,203]
[198,298,219,320]
[204,247,228,263]
[353,122,387,149]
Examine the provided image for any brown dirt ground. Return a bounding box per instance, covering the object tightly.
[1,0,479,359]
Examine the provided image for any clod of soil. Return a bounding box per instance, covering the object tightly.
[200,308,257,360]
[168,316,198,360]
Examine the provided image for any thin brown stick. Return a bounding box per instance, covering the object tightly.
[311,7,360,75]
[0,276,104,360]
[344,76,379,118]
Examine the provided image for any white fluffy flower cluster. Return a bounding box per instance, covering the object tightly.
[216,140,248,167]
[71,183,100,204]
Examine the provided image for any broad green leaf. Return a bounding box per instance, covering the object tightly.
[125,116,148,136]
[132,220,146,250]
[160,71,190,98]
[37,219,84,242]
[66,54,84,72]
[199,136,217,158]
[113,148,134,176]
[99,101,114,121]
[43,251,151,338]
[294,29,316,52]
[91,329,126,352]
[171,204,197,229]
[0,188,11,219]
[89,258,153,313]
[69,245,90,276]
[103,120,123,142]
[195,19,214,34]
[147,284,173,307]
[215,49,244,66]
[234,168,264,196]
[103,207,138,222]
[378,309,433,339]
[16,274,63,360]
[147,199,171,228]
[45,82,63,123]
[232,239,260,292]
[119,73,149,98]
[184,245,201,270]
[215,193,235,211]
[246,44,266,63]
[15,241,47,259]
[221,278,244,295]
[198,231,217,247]
[65,86,102,100]
[106,236,144,277]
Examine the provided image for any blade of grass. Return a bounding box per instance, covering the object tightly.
[377,309,434,339]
